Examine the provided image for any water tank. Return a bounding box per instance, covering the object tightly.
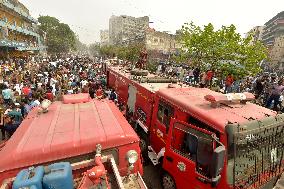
[43,162,73,189]
[13,166,44,189]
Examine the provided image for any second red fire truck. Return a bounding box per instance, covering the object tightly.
[107,65,284,189]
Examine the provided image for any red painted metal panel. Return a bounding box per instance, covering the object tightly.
[63,93,90,104]
[0,97,139,174]
[156,87,276,132]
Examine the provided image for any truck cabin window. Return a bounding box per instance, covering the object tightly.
[157,102,173,131]
[188,116,220,139]
[171,122,214,177]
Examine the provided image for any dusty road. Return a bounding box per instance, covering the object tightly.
[143,163,162,189]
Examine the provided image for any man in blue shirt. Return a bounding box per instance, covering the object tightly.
[2,85,12,104]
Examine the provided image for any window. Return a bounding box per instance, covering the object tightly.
[171,122,213,177]
[157,101,173,131]
[188,116,220,138]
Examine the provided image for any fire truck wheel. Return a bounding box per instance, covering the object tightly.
[162,172,176,189]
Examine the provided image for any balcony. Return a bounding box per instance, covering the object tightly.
[0,0,37,24]
[0,20,40,38]
[0,39,40,51]
[0,38,26,48]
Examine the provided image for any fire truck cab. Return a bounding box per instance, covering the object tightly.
[107,66,284,189]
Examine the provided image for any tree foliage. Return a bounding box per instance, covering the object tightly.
[75,37,88,54]
[89,43,100,57]
[38,16,76,54]
[99,43,145,62]
[178,22,268,78]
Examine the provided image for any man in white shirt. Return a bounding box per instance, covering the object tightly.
[14,84,21,95]
[81,79,88,88]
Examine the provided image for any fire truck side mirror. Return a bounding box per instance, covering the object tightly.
[210,146,226,187]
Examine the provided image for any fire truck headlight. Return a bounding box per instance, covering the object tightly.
[126,150,138,164]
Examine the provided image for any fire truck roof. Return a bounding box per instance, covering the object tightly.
[0,95,139,172]
[157,87,276,132]
[108,66,187,92]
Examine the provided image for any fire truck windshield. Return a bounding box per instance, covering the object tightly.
[225,115,284,188]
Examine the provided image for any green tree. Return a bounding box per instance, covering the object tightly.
[116,43,144,62]
[89,43,100,57]
[178,22,268,78]
[99,45,117,58]
[99,43,144,62]
[75,37,88,55]
[38,16,76,54]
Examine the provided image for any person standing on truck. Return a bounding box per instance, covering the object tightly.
[193,67,200,85]
[266,79,284,110]
[224,73,234,94]
[205,70,214,87]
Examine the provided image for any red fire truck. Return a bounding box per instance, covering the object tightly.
[0,94,147,189]
[107,65,284,189]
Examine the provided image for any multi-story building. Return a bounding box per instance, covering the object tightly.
[269,36,284,70]
[246,26,264,44]
[262,11,284,70]
[0,0,46,58]
[146,28,179,54]
[262,11,284,47]
[100,30,109,46]
[109,15,149,45]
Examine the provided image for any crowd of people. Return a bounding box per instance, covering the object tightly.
[156,63,284,112]
[0,56,283,141]
[0,56,109,140]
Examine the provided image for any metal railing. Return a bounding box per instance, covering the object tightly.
[0,20,40,38]
[0,39,41,51]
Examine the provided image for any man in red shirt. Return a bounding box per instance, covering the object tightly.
[96,86,104,100]
[225,73,234,94]
[22,84,31,97]
[205,70,214,87]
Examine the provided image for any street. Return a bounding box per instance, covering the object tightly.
[143,164,162,189]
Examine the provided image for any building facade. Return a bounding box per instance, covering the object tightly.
[109,15,149,45]
[262,11,284,46]
[100,30,109,46]
[261,11,284,70]
[269,36,284,70]
[0,0,46,58]
[146,28,179,54]
[246,26,264,44]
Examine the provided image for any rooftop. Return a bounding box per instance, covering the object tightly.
[108,65,187,92]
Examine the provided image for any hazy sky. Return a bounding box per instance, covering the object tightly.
[20,0,284,45]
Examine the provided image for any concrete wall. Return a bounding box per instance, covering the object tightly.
[146,29,180,53]
[109,15,149,45]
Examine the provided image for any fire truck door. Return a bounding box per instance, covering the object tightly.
[127,84,137,113]
[163,120,213,189]
[150,101,174,153]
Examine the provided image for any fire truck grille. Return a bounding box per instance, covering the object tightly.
[233,122,284,189]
